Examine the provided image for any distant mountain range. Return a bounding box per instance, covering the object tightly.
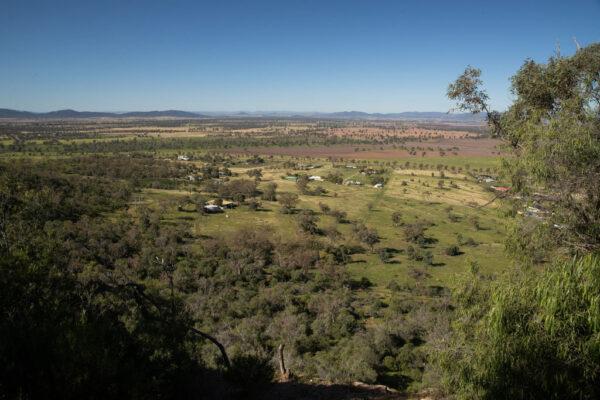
[0,108,485,122]
[200,110,486,122]
[0,109,205,119]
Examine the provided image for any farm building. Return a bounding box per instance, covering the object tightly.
[297,163,321,170]
[344,180,362,186]
[491,186,510,192]
[373,183,383,189]
[222,201,237,209]
[177,155,190,161]
[308,175,323,181]
[477,175,496,183]
[207,199,236,209]
[203,204,223,213]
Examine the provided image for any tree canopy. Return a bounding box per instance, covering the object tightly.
[448,43,600,257]
[436,42,600,399]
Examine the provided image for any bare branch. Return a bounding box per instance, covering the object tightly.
[190,327,231,370]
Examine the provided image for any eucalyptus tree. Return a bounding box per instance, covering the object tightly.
[432,43,600,399]
[448,43,600,257]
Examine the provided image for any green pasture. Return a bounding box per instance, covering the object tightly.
[138,158,509,301]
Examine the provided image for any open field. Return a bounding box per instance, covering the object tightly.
[228,137,502,159]
[136,152,508,302]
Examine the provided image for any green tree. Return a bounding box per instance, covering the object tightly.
[433,256,600,400]
[434,42,600,399]
[247,168,263,181]
[296,175,310,194]
[278,192,298,214]
[261,182,277,201]
[297,211,319,235]
[448,44,600,256]
[325,171,343,184]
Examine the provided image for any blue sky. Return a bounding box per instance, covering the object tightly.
[1,0,599,112]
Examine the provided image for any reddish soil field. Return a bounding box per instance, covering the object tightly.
[227,137,502,159]
[328,126,480,139]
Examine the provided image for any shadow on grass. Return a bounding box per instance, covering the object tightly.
[254,208,273,212]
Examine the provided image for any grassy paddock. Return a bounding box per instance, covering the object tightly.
[139,155,508,302]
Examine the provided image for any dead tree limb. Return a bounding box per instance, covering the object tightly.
[277,343,290,381]
[99,273,232,370]
[190,327,231,370]
[471,191,509,209]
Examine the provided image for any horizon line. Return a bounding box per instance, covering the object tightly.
[1,107,480,115]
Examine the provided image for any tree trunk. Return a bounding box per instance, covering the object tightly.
[278,343,290,381]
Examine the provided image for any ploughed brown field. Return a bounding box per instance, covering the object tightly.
[227,137,502,159]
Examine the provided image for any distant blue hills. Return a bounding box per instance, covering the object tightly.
[0,109,205,119]
[0,108,485,122]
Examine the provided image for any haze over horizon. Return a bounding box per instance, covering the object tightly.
[1,0,599,113]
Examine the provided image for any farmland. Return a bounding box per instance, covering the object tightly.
[145,156,507,293]
[0,117,509,296]
[0,116,510,396]
[0,118,508,291]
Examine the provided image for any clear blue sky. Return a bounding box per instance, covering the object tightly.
[1,0,599,112]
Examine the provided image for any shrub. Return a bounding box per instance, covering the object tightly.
[422,251,433,265]
[318,202,331,214]
[444,245,460,256]
[297,211,319,234]
[247,199,261,211]
[325,172,343,184]
[406,245,428,262]
[404,223,427,246]
[469,215,481,230]
[448,213,461,223]
[278,192,298,214]
[261,182,277,201]
[387,280,401,291]
[225,354,274,394]
[349,277,373,290]
[392,211,403,226]
[378,248,393,263]
[329,209,347,223]
[325,245,352,265]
